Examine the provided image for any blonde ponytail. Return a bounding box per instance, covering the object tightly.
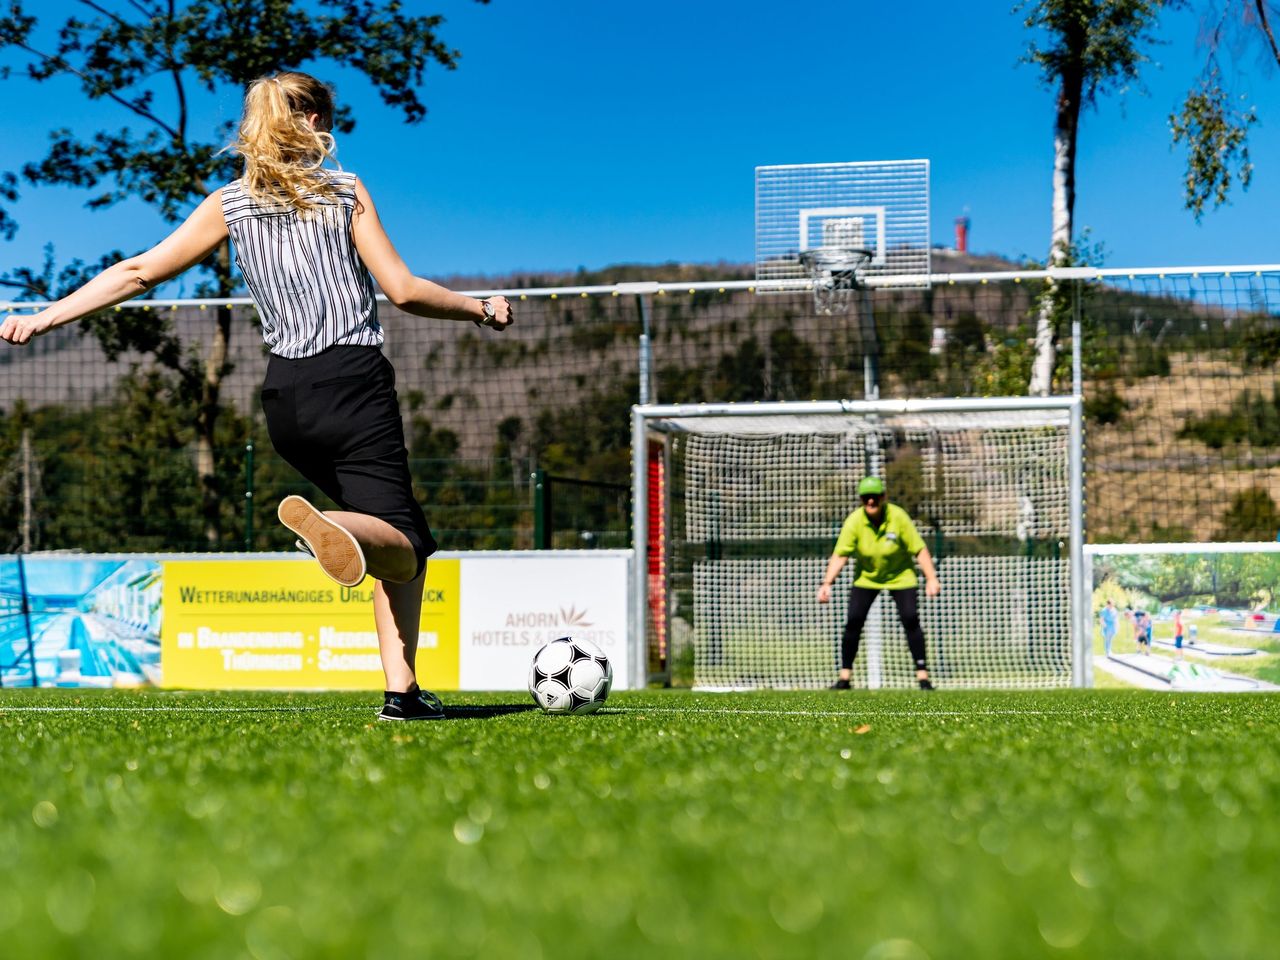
[231,72,340,212]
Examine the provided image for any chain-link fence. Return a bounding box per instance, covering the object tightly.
[3,262,1278,551]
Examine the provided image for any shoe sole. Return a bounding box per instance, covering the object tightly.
[376,712,445,722]
[277,495,366,587]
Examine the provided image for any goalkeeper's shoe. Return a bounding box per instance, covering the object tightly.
[378,686,446,721]
[918,678,936,691]
[829,678,852,691]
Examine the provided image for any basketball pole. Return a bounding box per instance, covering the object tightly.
[637,293,654,405]
[859,282,879,400]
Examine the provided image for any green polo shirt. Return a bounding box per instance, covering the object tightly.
[833,502,926,589]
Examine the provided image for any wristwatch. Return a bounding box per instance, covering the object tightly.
[479,299,496,326]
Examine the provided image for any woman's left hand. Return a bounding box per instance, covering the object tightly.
[925,576,941,597]
[478,296,513,331]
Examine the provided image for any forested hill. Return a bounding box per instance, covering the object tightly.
[426,249,1021,292]
[6,250,1273,545]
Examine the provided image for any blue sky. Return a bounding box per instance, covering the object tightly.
[1,0,1277,293]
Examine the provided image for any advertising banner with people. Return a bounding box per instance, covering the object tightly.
[1087,543,1280,691]
[0,551,631,691]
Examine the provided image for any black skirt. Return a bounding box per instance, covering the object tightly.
[260,344,437,571]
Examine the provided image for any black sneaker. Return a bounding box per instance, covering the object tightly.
[918,678,935,691]
[829,678,852,690]
[378,686,445,721]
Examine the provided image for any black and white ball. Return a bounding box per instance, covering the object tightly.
[528,636,612,714]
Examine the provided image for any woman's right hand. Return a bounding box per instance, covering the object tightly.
[817,583,831,604]
[0,309,56,345]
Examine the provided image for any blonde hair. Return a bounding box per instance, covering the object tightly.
[231,72,339,211]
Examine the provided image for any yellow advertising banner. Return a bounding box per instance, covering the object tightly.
[160,558,460,690]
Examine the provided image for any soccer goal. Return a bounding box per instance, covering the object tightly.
[631,397,1087,690]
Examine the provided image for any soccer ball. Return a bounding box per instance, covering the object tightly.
[528,636,612,715]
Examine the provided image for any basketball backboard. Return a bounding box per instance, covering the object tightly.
[755,159,931,289]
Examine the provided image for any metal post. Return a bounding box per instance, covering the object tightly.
[532,469,551,549]
[19,428,33,553]
[1065,282,1088,682]
[867,599,884,689]
[1070,281,1088,684]
[660,438,674,686]
[630,407,649,691]
[15,554,37,687]
[1082,545,1095,687]
[244,440,255,551]
[1071,279,1083,398]
[636,293,655,405]
[629,287,657,688]
[1069,396,1088,687]
[860,285,880,400]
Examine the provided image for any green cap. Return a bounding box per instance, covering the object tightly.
[857,476,885,496]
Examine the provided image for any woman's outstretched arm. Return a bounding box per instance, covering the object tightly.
[0,191,229,345]
[350,178,512,329]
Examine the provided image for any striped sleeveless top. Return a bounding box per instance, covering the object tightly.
[222,170,382,358]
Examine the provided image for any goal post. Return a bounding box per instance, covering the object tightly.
[631,397,1087,690]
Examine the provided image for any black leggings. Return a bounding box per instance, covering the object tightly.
[841,585,928,671]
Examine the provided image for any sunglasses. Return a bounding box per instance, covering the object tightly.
[860,494,882,503]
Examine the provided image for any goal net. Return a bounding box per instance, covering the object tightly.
[633,398,1086,690]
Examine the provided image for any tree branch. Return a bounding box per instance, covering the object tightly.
[10,36,180,139]
[1253,1,1280,66]
[0,275,48,297]
[77,0,133,32]
[161,0,189,144]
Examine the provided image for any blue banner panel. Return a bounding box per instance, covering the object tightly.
[0,556,161,688]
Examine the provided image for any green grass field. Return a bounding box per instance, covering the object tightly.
[2,688,1278,959]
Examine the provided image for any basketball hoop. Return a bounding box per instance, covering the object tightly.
[798,247,873,315]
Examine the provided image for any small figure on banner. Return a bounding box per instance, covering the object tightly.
[1099,599,1118,658]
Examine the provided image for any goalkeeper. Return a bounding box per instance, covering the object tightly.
[816,476,941,690]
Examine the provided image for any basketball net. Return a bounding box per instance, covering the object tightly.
[798,247,873,315]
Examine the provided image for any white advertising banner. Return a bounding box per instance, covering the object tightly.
[458,551,631,690]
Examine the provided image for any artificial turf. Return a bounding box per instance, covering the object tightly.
[1,687,1278,959]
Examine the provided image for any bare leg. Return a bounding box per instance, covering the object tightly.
[373,565,426,693]
[278,498,433,701]
[278,497,419,585]
[329,511,425,692]
[325,511,419,583]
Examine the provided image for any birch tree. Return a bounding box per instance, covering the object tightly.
[1019,0,1174,395]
